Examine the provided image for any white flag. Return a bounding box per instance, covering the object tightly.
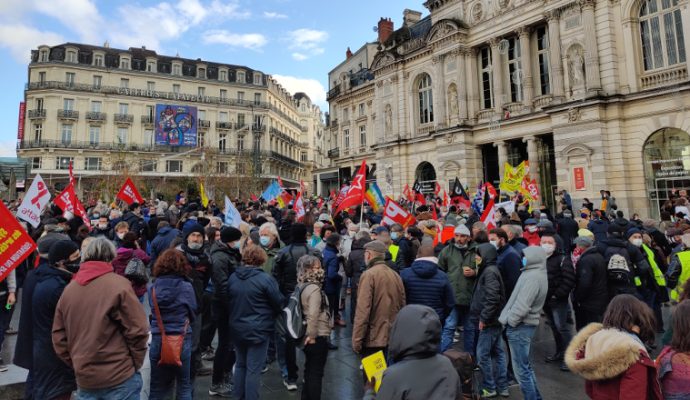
[224,196,241,228]
[17,174,51,228]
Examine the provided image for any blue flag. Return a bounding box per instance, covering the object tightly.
[261,180,282,202]
[224,196,241,228]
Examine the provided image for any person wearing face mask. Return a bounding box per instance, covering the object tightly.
[488,229,522,301]
[208,226,242,397]
[598,224,651,302]
[111,232,151,302]
[541,234,576,371]
[665,230,690,304]
[258,222,283,275]
[89,215,111,238]
[522,219,541,246]
[390,224,414,271]
[112,221,130,248]
[31,240,80,399]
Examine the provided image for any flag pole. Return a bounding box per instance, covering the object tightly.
[360,198,365,229]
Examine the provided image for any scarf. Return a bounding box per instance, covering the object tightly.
[298,268,325,286]
[571,246,584,270]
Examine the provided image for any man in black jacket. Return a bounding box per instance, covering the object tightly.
[390,223,414,270]
[208,226,242,397]
[556,210,579,254]
[541,233,576,370]
[121,202,144,237]
[572,236,608,331]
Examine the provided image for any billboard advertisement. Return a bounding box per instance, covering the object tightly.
[155,104,197,146]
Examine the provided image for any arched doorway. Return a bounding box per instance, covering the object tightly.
[415,162,437,194]
[643,128,690,218]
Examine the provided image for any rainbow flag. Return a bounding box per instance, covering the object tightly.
[364,182,385,213]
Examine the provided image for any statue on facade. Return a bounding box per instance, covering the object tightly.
[448,84,459,119]
[384,104,393,134]
[568,45,586,88]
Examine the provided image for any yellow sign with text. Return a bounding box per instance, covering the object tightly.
[362,350,388,392]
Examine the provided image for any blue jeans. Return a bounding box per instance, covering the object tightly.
[544,300,573,355]
[234,340,269,400]
[506,324,542,400]
[476,325,508,392]
[76,371,142,400]
[149,335,192,400]
[441,305,476,355]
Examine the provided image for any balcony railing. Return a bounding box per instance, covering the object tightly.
[532,95,553,110]
[141,115,154,125]
[19,139,186,153]
[328,148,340,158]
[640,65,688,89]
[199,119,211,128]
[327,84,341,101]
[114,114,134,124]
[85,111,106,122]
[476,109,495,122]
[57,110,79,120]
[216,121,232,130]
[28,109,46,119]
[270,127,298,145]
[252,124,265,133]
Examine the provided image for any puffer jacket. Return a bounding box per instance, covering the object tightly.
[546,253,577,301]
[565,323,662,400]
[470,243,505,327]
[149,275,196,335]
[392,236,415,270]
[210,241,241,302]
[498,246,548,327]
[573,246,609,314]
[111,247,151,297]
[400,257,455,321]
[362,304,461,400]
[273,242,319,295]
[588,219,609,244]
[437,241,478,306]
[323,244,342,295]
[345,237,369,289]
[150,226,180,265]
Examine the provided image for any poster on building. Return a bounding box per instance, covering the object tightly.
[155,104,197,146]
[573,167,586,190]
[17,101,25,140]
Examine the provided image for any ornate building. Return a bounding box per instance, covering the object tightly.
[326,0,690,217]
[18,43,324,199]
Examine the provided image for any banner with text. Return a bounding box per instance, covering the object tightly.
[0,202,37,282]
[16,174,51,228]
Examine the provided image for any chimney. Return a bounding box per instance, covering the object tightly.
[377,17,394,44]
[403,9,422,27]
[346,47,353,59]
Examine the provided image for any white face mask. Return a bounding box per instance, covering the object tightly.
[527,226,538,233]
[631,238,643,247]
[490,240,499,249]
[541,243,556,256]
[116,232,126,240]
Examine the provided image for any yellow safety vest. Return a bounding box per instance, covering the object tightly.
[671,250,690,301]
[641,244,666,288]
[389,244,400,262]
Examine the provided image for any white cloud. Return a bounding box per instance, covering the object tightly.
[292,52,308,61]
[272,74,327,110]
[263,11,287,19]
[285,28,328,60]
[202,30,268,50]
[0,140,18,157]
[0,24,64,62]
[31,0,104,43]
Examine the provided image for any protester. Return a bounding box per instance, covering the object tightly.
[522,219,540,246]
[571,235,609,330]
[345,231,371,324]
[656,300,690,399]
[150,220,180,266]
[566,294,662,400]
[258,222,283,274]
[489,228,522,299]
[149,249,197,400]
[323,233,344,336]
[52,237,149,398]
[389,223,414,270]
[112,231,151,302]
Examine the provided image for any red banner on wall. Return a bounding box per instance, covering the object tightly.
[573,167,586,190]
[17,102,25,140]
[0,202,37,283]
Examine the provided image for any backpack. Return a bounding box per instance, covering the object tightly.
[282,283,310,342]
[125,257,149,284]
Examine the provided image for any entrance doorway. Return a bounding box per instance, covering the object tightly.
[643,128,690,218]
[415,161,437,194]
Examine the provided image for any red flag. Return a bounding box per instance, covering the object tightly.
[403,184,413,203]
[381,197,416,228]
[329,188,336,201]
[442,190,450,208]
[434,182,441,196]
[116,177,144,205]
[0,201,37,282]
[333,185,349,209]
[335,160,367,215]
[431,204,438,220]
[250,193,258,202]
[54,182,90,228]
[300,180,306,195]
[316,197,325,210]
[277,176,284,188]
[412,179,426,205]
[480,197,497,230]
[451,178,471,209]
[68,160,75,187]
[294,192,306,222]
[279,190,293,206]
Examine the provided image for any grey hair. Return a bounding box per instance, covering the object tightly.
[209,216,223,228]
[81,237,117,263]
[472,221,487,232]
[297,254,321,275]
[259,222,279,238]
[506,224,523,238]
[355,230,371,241]
[313,221,324,229]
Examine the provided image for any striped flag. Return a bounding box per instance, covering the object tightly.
[364,182,386,213]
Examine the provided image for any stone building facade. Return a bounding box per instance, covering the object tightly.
[325,0,690,217]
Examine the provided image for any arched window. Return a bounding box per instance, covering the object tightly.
[418,74,434,124]
[639,0,686,71]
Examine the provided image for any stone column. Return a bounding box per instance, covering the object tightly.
[494,140,508,180]
[490,38,505,114]
[580,0,602,94]
[432,54,447,128]
[523,135,541,204]
[457,48,469,122]
[517,27,534,109]
[546,10,565,100]
[465,49,478,121]
[680,0,690,79]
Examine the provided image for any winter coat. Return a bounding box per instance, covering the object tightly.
[573,246,609,314]
[210,241,241,302]
[111,247,151,297]
[363,304,461,400]
[122,210,144,235]
[557,216,580,251]
[546,253,577,301]
[437,241,478,306]
[352,259,406,353]
[176,243,212,309]
[392,236,415,270]
[345,237,370,290]
[150,226,180,265]
[14,260,48,369]
[301,284,331,339]
[228,266,284,345]
[470,243,505,327]
[400,257,455,321]
[496,244,522,299]
[646,227,672,257]
[565,323,662,400]
[149,275,196,335]
[599,237,651,298]
[323,244,343,295]
[499,246,548,327]
[509,238,528,255]
[656,346,690,399]
[588,219,609,244]
[522,230,541,246]
[273,242,319,295]
[52,261,149,390]
[32,266,76,399]
[261,242,282,274]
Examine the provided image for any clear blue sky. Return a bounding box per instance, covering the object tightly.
[0,0,425,157]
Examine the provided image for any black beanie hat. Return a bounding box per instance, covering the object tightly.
[291,223,307,243]
[220,226,242,243]
[48,240,80,265]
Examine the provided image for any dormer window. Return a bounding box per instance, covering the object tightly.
[93,54,104,67]
[39,49,49,62]
[66,50,77,63]
[198,68,206,79]
[237,71,245,83]
[172,63,182,76]
[120,57,130,69]
[219,70,227,81]
[253,73,262,85]
[147,61,156,72]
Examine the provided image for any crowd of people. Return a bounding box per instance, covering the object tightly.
[1,187,690,400]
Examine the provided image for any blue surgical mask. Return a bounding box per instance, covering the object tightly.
[522,257,528,267]
[260,236,271,247]
[391,232,399,241]
[233,241,242,250]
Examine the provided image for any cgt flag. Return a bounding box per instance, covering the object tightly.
[294,192,306,222]
[116,178,144,205]
[335,160,367,215]
[381,197,416,228]
[0,201,37,282]
[17,174,51,228]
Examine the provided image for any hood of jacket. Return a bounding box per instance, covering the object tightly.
[605,236,628,248]
[157,226,175,236]
[476,242,498,266]
[116,247,135,259]
[152,275,191,303]
[351,237,371,250]
[388,304,441,363]
[73,261,113,285]
[35,263,73,283]
[410,258,440,278]
[522,246,547,271]
[565,323,647,381]
[234,266,263,280]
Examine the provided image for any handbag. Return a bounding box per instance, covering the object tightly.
[151,287,188,367]
[124,257,148,284]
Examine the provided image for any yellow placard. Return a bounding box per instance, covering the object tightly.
[362,350,387,392]
[500,160,529,193]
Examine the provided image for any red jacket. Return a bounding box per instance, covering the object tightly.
[112,247,151,297]
[522,230,541,246]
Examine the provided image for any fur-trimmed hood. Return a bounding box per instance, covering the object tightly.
[565,323,648,381]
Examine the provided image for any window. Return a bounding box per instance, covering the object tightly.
[119,103,129,114]
[254,93,261,105]
[198,87,205,97]
[237,135,245,151]
[237,91,245,102]
[301,152,307,162]
[217,162,228,174]
[417,73,434,124]
[32,157,41,169]
[146,105,155,119]
[219,70,227,81]
[65,72,75,86]
[173,84,180,94]
[120,57,130,69]
[197,131,205,147]
[85,157,102,171]
[66,50,76,63]
[536,27,551,95]
[359,125,367,146]
[359,103,365,117]
[39,50,48,62]
[117,127,128,144]
[220,89,227,100]
[61,124,73,145]
[63,98,74,111]
[38,72,46,84]
[93,75,102,89]
[253,114,262,129]
[480,47,494,109]
[172,64,182,75]
[91,101,101,112]
[343,107,349,121]
[237,71,245,83]
[56,157,73,170]
[344,129,350,148]
[35,98,44,110]
[140,159,156,172]
[253,73,262,85]
[640,0,686,71]
[237,113,245,127]
[120,78,129,89]
[89,126,100,145]
[219,111,228,122]
[237,163,246,174]
[166,160,182,173]
[219,133,227,151]
[198,110,206,120]
[147,81,155,91]
[198,68,206,78]
[93,54,103,67]
[144,129,154,146]
[33,124,42,142]
[507,37,523,102]
[147,62,155,72]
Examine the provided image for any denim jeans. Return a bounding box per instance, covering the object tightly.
[234,340,269,400]
[543,299,573,355]
[76,372,142,400]
[441,305,475,354]
[274,329,288,379]
[212,301,235,385]
[476,325,508,392]
[149,335,192,400]
[301,337,329,400]
[506,324,543,400]
[276,319,298,381]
